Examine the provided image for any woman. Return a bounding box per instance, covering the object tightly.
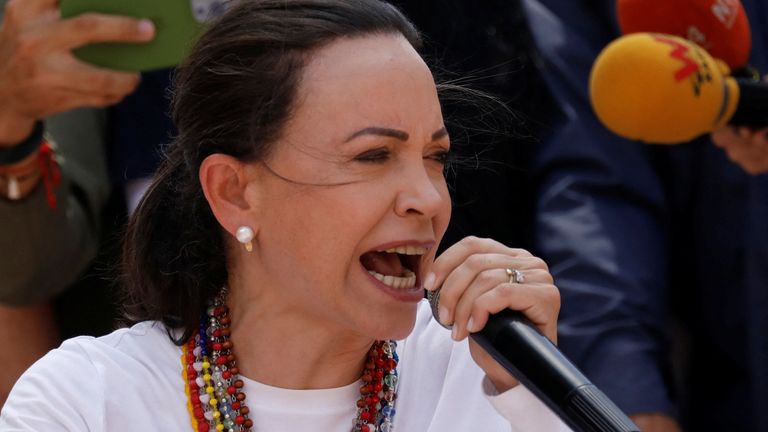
[0,1,568,430]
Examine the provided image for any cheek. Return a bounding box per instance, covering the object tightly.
[434,178,452,237]
[268,189,384,258]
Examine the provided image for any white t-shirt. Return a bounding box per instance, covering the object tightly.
[0,300,570,432]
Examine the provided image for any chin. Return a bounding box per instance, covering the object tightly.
[366,302,419,341]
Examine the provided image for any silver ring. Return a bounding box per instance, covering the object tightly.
[506,268,524,284]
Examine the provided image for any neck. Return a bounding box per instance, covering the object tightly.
[226,285,376,390]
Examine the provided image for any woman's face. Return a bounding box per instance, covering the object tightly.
[242,34,451,340]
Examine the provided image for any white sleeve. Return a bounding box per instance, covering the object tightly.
[482,377,573,432]
[0,339,105,431]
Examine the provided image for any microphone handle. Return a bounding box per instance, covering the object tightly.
[731,79,768,128]
[471,309,639,432]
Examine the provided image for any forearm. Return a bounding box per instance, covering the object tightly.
[484,378,571,431]
[0,109,109,305]
[0,181,98,304]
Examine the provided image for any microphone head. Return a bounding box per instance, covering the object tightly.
[589,32,739,144]
[426,289,452,330]
[617,0,752,70]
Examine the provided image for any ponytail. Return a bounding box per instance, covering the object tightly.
[121,144,225,343]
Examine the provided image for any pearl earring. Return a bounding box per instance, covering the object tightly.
[235,226,254,252]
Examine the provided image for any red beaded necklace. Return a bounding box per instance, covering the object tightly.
[181,294,399,432]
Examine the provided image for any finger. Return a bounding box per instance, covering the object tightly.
[738,126,752,139]
[8,55,138,118]
[711,126,739,148]
[739,159,768,175]
[448,267,555,337]
[724,143,753,167]
[32,88,129,114]
[430,237,530,291]
[733,129,768,174]
[53,13,155,50]
[26,0,58,16]
[466,282,561,343]
[758,128,768,141]
[750,128,768,148]
[450,267,509,339]
[3,0,59,24]
[56,90,131,110]
[54,60,141,96]
[437,254,547,325]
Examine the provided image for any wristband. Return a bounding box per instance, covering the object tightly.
[0,139,60,206]
[0,121,45,165]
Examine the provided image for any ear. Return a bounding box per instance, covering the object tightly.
[199,154,259,239]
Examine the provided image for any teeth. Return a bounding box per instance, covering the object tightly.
[368,270,417,289]
[383,245,427,255]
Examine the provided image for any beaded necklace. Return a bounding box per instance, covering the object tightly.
[181,294,399,432]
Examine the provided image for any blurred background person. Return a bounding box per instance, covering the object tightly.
[0,0,154,406]
[523,0,768,430]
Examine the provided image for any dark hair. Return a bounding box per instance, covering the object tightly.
[121,0,421,342]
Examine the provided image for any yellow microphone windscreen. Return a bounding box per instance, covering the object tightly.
[589,33,739,144]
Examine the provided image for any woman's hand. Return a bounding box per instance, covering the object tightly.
[426,236,560,392]
[711,126,768,175]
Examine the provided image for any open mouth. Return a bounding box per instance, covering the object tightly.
[360,245,426,290]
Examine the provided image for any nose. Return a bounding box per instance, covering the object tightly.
[394,162,447,219]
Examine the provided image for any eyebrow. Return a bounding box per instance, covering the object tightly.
[344,126,448,143]
[431,127,449,141]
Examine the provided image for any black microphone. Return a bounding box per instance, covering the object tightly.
[427,290,639,432]
[730,79,768,127]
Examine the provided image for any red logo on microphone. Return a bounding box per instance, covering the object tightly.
[654,35,699,81]
[653,35,712,96]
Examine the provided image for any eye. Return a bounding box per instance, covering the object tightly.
[427,149,451,165]
[354,147,391,163]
